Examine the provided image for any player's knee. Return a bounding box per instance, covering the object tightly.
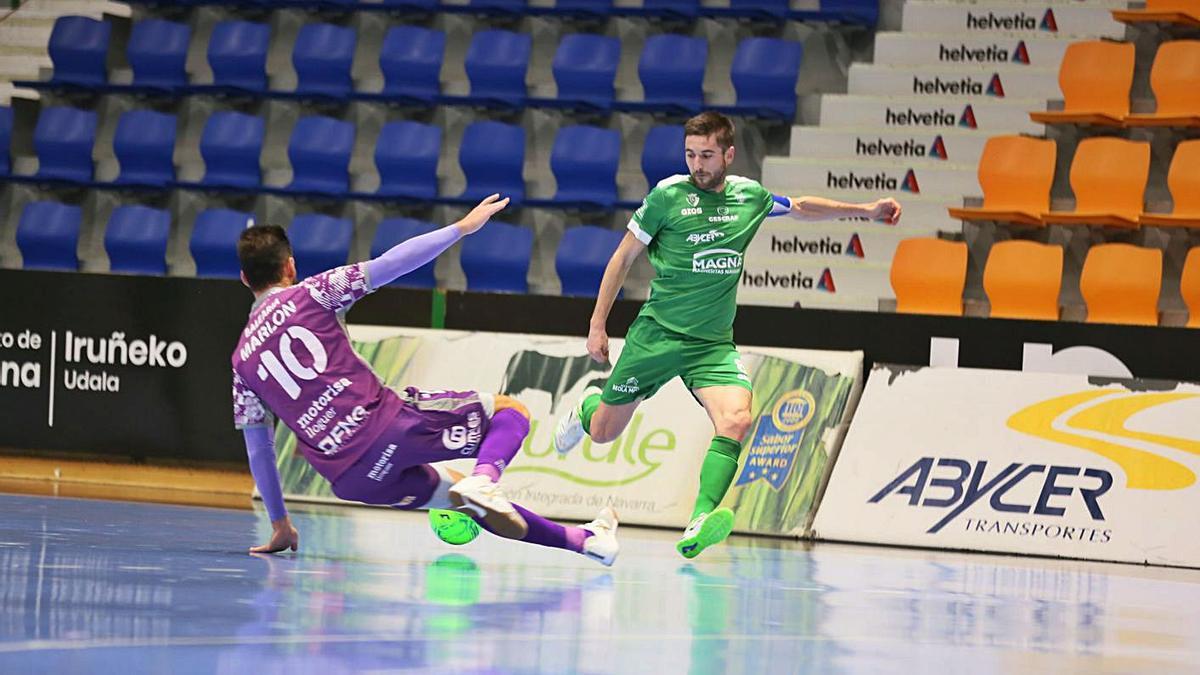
[720,410,753,441]
[494,395,530,420]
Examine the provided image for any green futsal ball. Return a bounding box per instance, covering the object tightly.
[429,508,481,546]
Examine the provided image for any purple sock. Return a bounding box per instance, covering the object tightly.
[472,408,530,482]
[474,503,593,553]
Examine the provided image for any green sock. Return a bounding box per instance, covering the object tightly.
[690,436,742,520]
[579,392,601,435]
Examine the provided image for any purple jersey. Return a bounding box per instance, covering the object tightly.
[231,264,404,481]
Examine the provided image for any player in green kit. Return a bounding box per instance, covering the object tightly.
[554,112,902,558]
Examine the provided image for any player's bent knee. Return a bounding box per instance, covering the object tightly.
[494,394,530,420]
[720,412,753,441]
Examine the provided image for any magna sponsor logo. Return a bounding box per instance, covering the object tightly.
[869,456,1114,537]
[770,234,866,259]
[692,248,743,274]
[740,268,835,292]
[966,11,1038,31]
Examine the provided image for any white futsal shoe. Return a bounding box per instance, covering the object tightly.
[449,474,528,539]
[555,386,601,456]
[580,507,620,567]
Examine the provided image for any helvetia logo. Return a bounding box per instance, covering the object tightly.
[846,234,865,258]
[959,105,978,129]
[929,135,948,160]
[901,169,920,193]
[987,74,1005,97]
[1008,389,1200,490]
[817,268,836,293]
[1012,41,1031,65]
[1041,9,1058,32]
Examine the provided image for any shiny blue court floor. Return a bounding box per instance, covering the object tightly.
[2,493,1200,674]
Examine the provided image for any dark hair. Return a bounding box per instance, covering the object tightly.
[683,111,735,151]
[237,225,292,291]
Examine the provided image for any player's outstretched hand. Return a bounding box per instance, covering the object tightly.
[455,194,511,236]
[250,516,299,554]
[870,198,902,225]
[587,326,610,366]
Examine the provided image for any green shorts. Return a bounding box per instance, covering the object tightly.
[601,316,752,406]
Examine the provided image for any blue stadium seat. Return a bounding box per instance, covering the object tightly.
[34,106,97,183]
[821,0,879,25]
[464,30,531,106]
[374,121,440,200]
[552,34,620,109]
[556,225,623,296]
[191,208,253,279]
[292,23,356,99]
[635,35,707,112]
[642,125,688,188]
[370,218,439,288]
[553,0,613,14]
[17,201,81,271]
[377,26,444,103]
[197,111,264,190]
[375,0,438,8]
[726,38,802,119]
[721,0,789,18]
[112,110,176,187]
[207,20,270,92]
[47,16,110,86]
[641,0,699,18]
[458,121,525,204]
[471,0,527,10]
[0,106,12,176]
[549,125,620,208]
[127,19,191,90]
[460,221,532,293]
[105,205,171,275]
[289,214,353,280]
[285,116,355,196]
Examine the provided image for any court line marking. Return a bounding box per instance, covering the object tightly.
[200,568,247,574]
[36,565,81,570]
[117,566,165,572]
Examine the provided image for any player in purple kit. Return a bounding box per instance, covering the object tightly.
[232,195,619,565]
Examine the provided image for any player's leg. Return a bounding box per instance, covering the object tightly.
[554,317,681,453]
[447,394,536,536]
[676,345,754,559]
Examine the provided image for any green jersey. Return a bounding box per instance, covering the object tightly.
[628,174,786,342]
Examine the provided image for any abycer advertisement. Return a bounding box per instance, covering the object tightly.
[274,327,863,536]
[814,366,1200,568]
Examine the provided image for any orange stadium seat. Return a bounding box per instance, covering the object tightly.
[1113,0,1200,28]
[1124,41,1200,128]
[948,135,1055,227]
[1080,243,1162,326]
[983,241,1063,320]
[890,238,968,316]
[1029,41,1134,127]
[1041,137,1149,229]
[1141,140,1200,228]
[1182,248,1200,327]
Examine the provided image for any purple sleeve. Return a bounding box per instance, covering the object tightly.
[365,225,461,289]
[244,425,288,522]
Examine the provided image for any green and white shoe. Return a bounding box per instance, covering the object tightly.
[676,507,734,559]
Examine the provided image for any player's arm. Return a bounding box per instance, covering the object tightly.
[776,195,902,225]
[234,372,297,553]
[588,232,647,364]
[364,194,510,289]
[243,425,299,554]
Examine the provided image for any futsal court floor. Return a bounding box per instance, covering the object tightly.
[1,491,1198,674]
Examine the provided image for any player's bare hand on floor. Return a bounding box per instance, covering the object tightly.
[251,516,300,554]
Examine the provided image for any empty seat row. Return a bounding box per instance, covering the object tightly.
[948,135,1200,230]
[21,17,804,118]
[12,200,623,295]
[891,239,1199,327]
[6,106,689,209]
[116,0,878,23]
[1030,40,1200,129]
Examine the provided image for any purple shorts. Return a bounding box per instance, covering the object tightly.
[330,387,494,506]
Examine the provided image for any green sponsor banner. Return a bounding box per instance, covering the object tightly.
[274,328,861,536]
